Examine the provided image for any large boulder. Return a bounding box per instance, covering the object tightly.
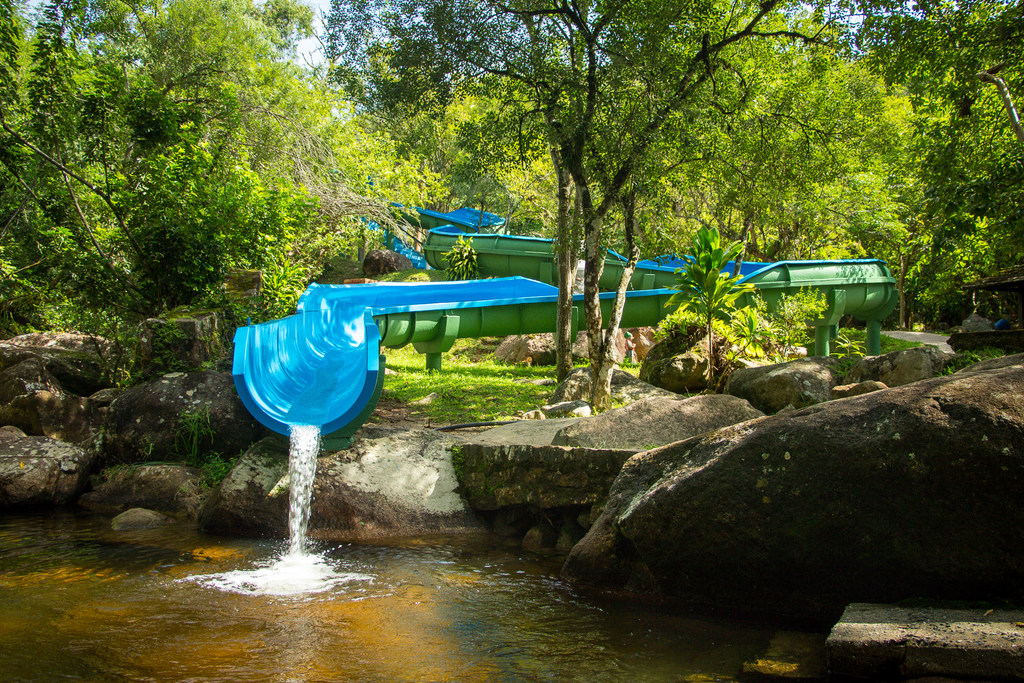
[495,327,656,366]
[551,367,677,405]
[0,333,113,396]
[0,431,96,506]
[135,309,225,379]
[0,390,100,445]
[362,249,412,277]
[102,371,263,465]
[724,356,840,414]
[563,360,1024,624]
[957,351,1024,375]
[79,463,204,517]
[0,357,64,404]
[456,442,636,511]
[201,428,483,541]
[844,346,954,387]
[639,328,729,394]
[198,437,290,537]
[310,426,482,540]
[0,356,105,444]
[551,395,765,450]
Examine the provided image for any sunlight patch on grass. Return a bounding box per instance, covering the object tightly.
[382,340,557,423]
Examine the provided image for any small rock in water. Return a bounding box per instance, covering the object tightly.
[111,507,175,530]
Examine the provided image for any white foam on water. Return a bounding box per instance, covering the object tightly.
[187,552,372,597]
[189,425,375,596]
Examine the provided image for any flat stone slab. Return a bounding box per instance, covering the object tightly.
[465,418,584,447]
[827,603,1024,680]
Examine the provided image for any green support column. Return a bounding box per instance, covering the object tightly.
[414,314,461,372]
[865,319,882,356]
[814,324,831,357]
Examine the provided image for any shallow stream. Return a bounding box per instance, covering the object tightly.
[0,511,817,682]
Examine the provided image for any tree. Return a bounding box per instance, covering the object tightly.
[859,0,1024,325]
[327,0,852,410]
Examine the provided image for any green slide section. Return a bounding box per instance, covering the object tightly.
[424,225,897,355]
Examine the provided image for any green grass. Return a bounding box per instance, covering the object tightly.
[382,339,557,423]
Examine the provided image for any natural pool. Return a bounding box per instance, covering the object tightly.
[0,510,820,682]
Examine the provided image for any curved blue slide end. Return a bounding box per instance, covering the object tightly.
[232,306,381,436]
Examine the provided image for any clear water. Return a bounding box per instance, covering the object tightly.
[0,511,819,682]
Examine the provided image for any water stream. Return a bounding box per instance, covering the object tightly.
[287,424,322,556]
[0,430,825,679]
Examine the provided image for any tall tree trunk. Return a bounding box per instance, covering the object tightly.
[550,141,577,382]
[899,250,909,330]
[592,191,641,409]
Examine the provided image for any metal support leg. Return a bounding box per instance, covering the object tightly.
[866,319,882,356]
[814,324,831,357]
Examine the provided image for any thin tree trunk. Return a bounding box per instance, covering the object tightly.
[550,142,577,383]
[979,66,1024,143]
[593,191,641,409]
[899,251,908,330]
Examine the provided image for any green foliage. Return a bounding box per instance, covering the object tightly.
[443,234,479,281]
[941,347,1005,375]
[176,407,214,464]
[666,227,755,380]
[260,258,309,319]
[764,288,828,360]
[175,406,236,486]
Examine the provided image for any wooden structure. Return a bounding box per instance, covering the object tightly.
[964,266,1024,328]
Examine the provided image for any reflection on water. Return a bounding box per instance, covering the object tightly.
[0,511,806,682]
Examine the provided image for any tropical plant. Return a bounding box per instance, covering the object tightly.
[443,235,479,281]
[666,227,755,381]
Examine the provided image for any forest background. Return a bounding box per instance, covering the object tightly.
[0,0,1021,364]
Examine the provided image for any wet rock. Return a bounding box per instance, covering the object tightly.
[198,437,290,538]
[0,431,96,507]
[827,603,1024,681]
[110,507,176,530]
[103,370,263,465]
[136,309,225,379]
[362,249,413,277]
[80,463,204,517]
[311,426,482,541]
[522,522,558,551]
[724,356,840,414]
[831,380,888,400]
[552,367,677,406]
[552,395,764,450]
[456,442,635,510]
[844,346,954,388]
[563,362,1024,623]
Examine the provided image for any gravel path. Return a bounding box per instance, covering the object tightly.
[881,330,953,354]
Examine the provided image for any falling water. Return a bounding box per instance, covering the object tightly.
[286,424,321,556]
[185,423,372,595]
